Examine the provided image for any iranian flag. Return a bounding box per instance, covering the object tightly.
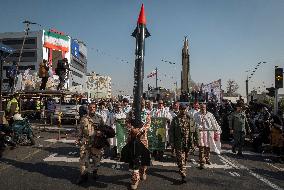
[44,31,70,52]
[147,70,157,78]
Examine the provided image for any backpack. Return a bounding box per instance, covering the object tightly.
[6,66,17,78]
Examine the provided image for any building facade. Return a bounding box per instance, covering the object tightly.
[0,30,87,92]
[86,72,112,99]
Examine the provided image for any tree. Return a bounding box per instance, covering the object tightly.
[226,79,239,96]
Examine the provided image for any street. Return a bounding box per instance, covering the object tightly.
[0,126,283,190]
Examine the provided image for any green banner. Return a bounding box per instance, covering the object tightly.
[148,117,167,151]
[115,119,127,153]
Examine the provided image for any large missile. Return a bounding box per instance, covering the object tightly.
[132,4,150,127]
[120,4,151,168]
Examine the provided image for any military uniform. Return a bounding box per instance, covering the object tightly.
[77,113,104,181]
[170,113,198,179]
[229,111,249,155]
[126,109,151,189]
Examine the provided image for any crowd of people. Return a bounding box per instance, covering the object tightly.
[5,58,70,93]
[1,91,283,189]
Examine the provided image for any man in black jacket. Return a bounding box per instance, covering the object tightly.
[56,58,69,90]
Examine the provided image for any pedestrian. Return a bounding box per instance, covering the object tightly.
[106,103,126,158]
[152,100,172,160]
[6,61,19,93]
[122,98,132,114]
[195,103,222,169]
[38,59,49,90]
[56,58,69,90]
[170,104,198,183]
[126,99,151,190]
[76,102,105,184]
[229,103,250,157]
[46,97,56,125]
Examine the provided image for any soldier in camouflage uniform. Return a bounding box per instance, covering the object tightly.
[126,100,151,190]
[170,104,198,183]
[229,103,250,157]
[76,102,105,184]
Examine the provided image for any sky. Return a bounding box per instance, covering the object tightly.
[1,0,284,96]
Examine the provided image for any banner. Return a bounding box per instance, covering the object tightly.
[202,79,222,103]
[115,119,127,153]
[148,117,167,151]
[71,39,79,58]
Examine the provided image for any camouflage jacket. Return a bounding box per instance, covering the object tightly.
[78,113,104,146]
[170,114,198,150]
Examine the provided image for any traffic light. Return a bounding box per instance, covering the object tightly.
[266,87,275,97]
[275,67,283,89]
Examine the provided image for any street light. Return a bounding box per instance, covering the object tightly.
[245,61,266,103]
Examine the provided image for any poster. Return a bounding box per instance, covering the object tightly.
[148,117,167,151]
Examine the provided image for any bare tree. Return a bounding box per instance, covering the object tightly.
[226,79,239,96]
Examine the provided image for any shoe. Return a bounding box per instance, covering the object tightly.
[93,170,98,180]
[76,173,88,185]
[199,164,205,170]
[206,160,211,165]
[130,181,139,190]
[140,173,147,181]
[232,146,236,153]
[181,174,186,183]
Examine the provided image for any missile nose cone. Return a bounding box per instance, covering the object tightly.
[137,4,146,25]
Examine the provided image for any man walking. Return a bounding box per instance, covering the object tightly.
[76,102,105,184]
[170,104,198,183]
[229,103,250,157]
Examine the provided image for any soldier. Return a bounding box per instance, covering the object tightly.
[170,104,198,183]
[229,103,250,157]
[126,100,151,190]
[76,102,105,184]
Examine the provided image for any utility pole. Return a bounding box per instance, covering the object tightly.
[245,77,248,103]
[0,51,3,111]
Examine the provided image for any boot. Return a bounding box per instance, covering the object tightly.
[93,169,98,180]
[232,145,236,153]
[76,173,88,185]
[181,174,186,183]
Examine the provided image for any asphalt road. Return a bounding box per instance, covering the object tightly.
[0,126,283,190]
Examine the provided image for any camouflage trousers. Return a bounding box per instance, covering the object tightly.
[130,139,148,186]
[176,149,190,177]
[131,166,147,184]
[79,144,103,175]
[199,146,210,166]
[233,131,245,153]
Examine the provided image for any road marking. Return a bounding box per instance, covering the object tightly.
[266,163,284,172]
[0,141,56,172]
[222,149,281,158]
[219,155,283,190]
[44,139,76,144]
[43,153,79,162]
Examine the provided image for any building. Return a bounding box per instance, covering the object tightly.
[86,72,112,99]
[181,36,190,94]
[69,39,88,92]
[0,30,87,92]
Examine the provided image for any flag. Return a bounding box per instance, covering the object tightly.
[147,70,156,78]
